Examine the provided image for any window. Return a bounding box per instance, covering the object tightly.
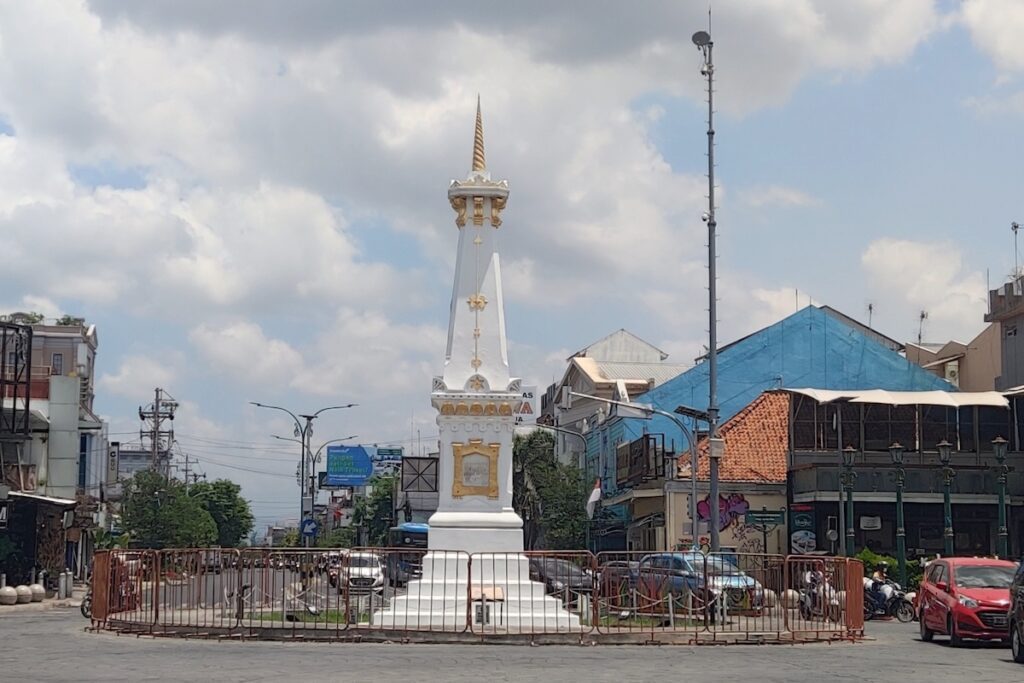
[935,564,948,585]
[51,352,64,376]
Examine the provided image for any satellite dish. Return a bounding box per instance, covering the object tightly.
[691,31,712,47]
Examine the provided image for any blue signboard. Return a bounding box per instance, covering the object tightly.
[325,445,373,486]
[300,517,319,537]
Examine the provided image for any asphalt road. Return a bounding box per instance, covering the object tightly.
[2,610,1020,682]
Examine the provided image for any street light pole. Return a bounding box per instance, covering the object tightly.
[251,402,357,547]
[693,26,721,553]
[840,446,857,557]
[937,440,956,557]
[992,436,1009,558]
[889,442,907,587]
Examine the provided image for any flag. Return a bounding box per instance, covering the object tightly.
[586,478,602,520]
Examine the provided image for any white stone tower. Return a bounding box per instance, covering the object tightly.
[428,97,524,554]
[375,103,581,631]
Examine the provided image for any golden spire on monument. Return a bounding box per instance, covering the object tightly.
[472,95,486,172]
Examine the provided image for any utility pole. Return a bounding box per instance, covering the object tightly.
[140,388,177,478]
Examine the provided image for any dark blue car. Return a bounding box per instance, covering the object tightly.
[638,552,764,609]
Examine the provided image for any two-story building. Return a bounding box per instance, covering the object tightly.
[786,388,1022,558]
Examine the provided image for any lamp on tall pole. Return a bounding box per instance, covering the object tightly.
[992,436,1009,558]
[251,401,357,547]
[889,442,907,587]
[937,439,956,557]
[840,446,857,557]
[692,26,722,553]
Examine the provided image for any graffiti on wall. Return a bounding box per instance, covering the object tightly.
[696,493,750,532]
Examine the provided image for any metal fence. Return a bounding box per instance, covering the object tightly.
[90,548,863,643]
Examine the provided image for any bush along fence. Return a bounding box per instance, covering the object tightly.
[89,548,864,644]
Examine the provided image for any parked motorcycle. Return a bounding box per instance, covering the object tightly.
[799,569,841,622]
[80,588,92,619]
[863,578,914,623]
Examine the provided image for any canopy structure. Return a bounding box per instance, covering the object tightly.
[786,388,1009,409]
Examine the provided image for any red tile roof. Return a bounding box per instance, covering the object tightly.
[678,391,789,484]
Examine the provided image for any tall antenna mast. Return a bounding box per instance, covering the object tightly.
[867,302,874,328]
[1013,222,1021,279]
[918,310,928,345]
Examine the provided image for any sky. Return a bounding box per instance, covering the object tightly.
[2,1,1023,529]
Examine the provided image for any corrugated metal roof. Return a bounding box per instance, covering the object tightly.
[592,360,688,386]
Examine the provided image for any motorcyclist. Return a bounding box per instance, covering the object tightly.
[870,561,894,609]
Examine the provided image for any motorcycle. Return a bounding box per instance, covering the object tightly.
[799,569,841,622]
[80,587,92,619]
[863,578,914,623]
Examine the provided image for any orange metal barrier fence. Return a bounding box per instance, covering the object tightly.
[90,548,864,641]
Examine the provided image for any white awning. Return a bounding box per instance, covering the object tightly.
[9,491,77,507]
[786,388,1009,408]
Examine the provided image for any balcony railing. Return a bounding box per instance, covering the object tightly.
[792,462,1024,497]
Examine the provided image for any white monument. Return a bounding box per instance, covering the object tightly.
[375,101,581,631]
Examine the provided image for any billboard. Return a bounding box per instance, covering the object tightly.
[514,385,537,427]
[373,446,403,476]
[325,445,373,487]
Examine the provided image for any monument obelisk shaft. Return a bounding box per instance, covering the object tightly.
[429,99,524,554]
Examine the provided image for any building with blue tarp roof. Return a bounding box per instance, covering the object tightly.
[585,306,955,549]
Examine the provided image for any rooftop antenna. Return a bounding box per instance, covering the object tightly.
[917,310,928,345]
[867,302,874,328]
[1013,222,1021,279]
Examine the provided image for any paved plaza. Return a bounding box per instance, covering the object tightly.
[2,608,1019,682]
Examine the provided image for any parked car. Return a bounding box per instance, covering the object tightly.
[331,552,384,593]
[637,552,764,610]
[597,560,639,592]
[528,557,593,602]
[918,557,1017,646]
[1009,559,1024,663]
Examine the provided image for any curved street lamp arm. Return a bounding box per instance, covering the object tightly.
[313,404,358,419]
[313,435,359,463]
[250,402,303,434]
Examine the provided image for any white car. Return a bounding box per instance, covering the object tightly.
[338,552,385,593]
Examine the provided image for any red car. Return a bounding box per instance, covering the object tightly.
[918,557,1017,646]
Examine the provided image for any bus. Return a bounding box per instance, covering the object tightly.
[385,523,428,586]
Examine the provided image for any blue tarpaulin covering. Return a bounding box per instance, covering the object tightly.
[594,306,954,494]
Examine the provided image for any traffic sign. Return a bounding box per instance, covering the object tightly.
[745,509,785,527]
[300,517,319,537]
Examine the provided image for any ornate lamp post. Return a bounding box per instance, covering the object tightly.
[992,436,1009,558]
[889,442,907,587]
[840,446,858,556]
[937,440,955,556]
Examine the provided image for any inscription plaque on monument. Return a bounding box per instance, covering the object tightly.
[451,439,500,499]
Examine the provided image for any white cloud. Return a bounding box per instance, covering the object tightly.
[740,185,821,209]
[98,355,177,400]
[861,238,987,342]
[189,321,304,387]
[960,0,1024,73]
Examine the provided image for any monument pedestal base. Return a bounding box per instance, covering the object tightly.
[374,552,584,632]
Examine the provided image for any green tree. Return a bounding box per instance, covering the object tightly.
[188,479,254,547]
[280,529,300,548]
[351,473,398,546]
[165,494,218,547]
[121,470,217,548]
[513,430,589,550]
[317,525,356,549]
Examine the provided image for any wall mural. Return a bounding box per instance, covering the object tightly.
[696,493,750,532]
